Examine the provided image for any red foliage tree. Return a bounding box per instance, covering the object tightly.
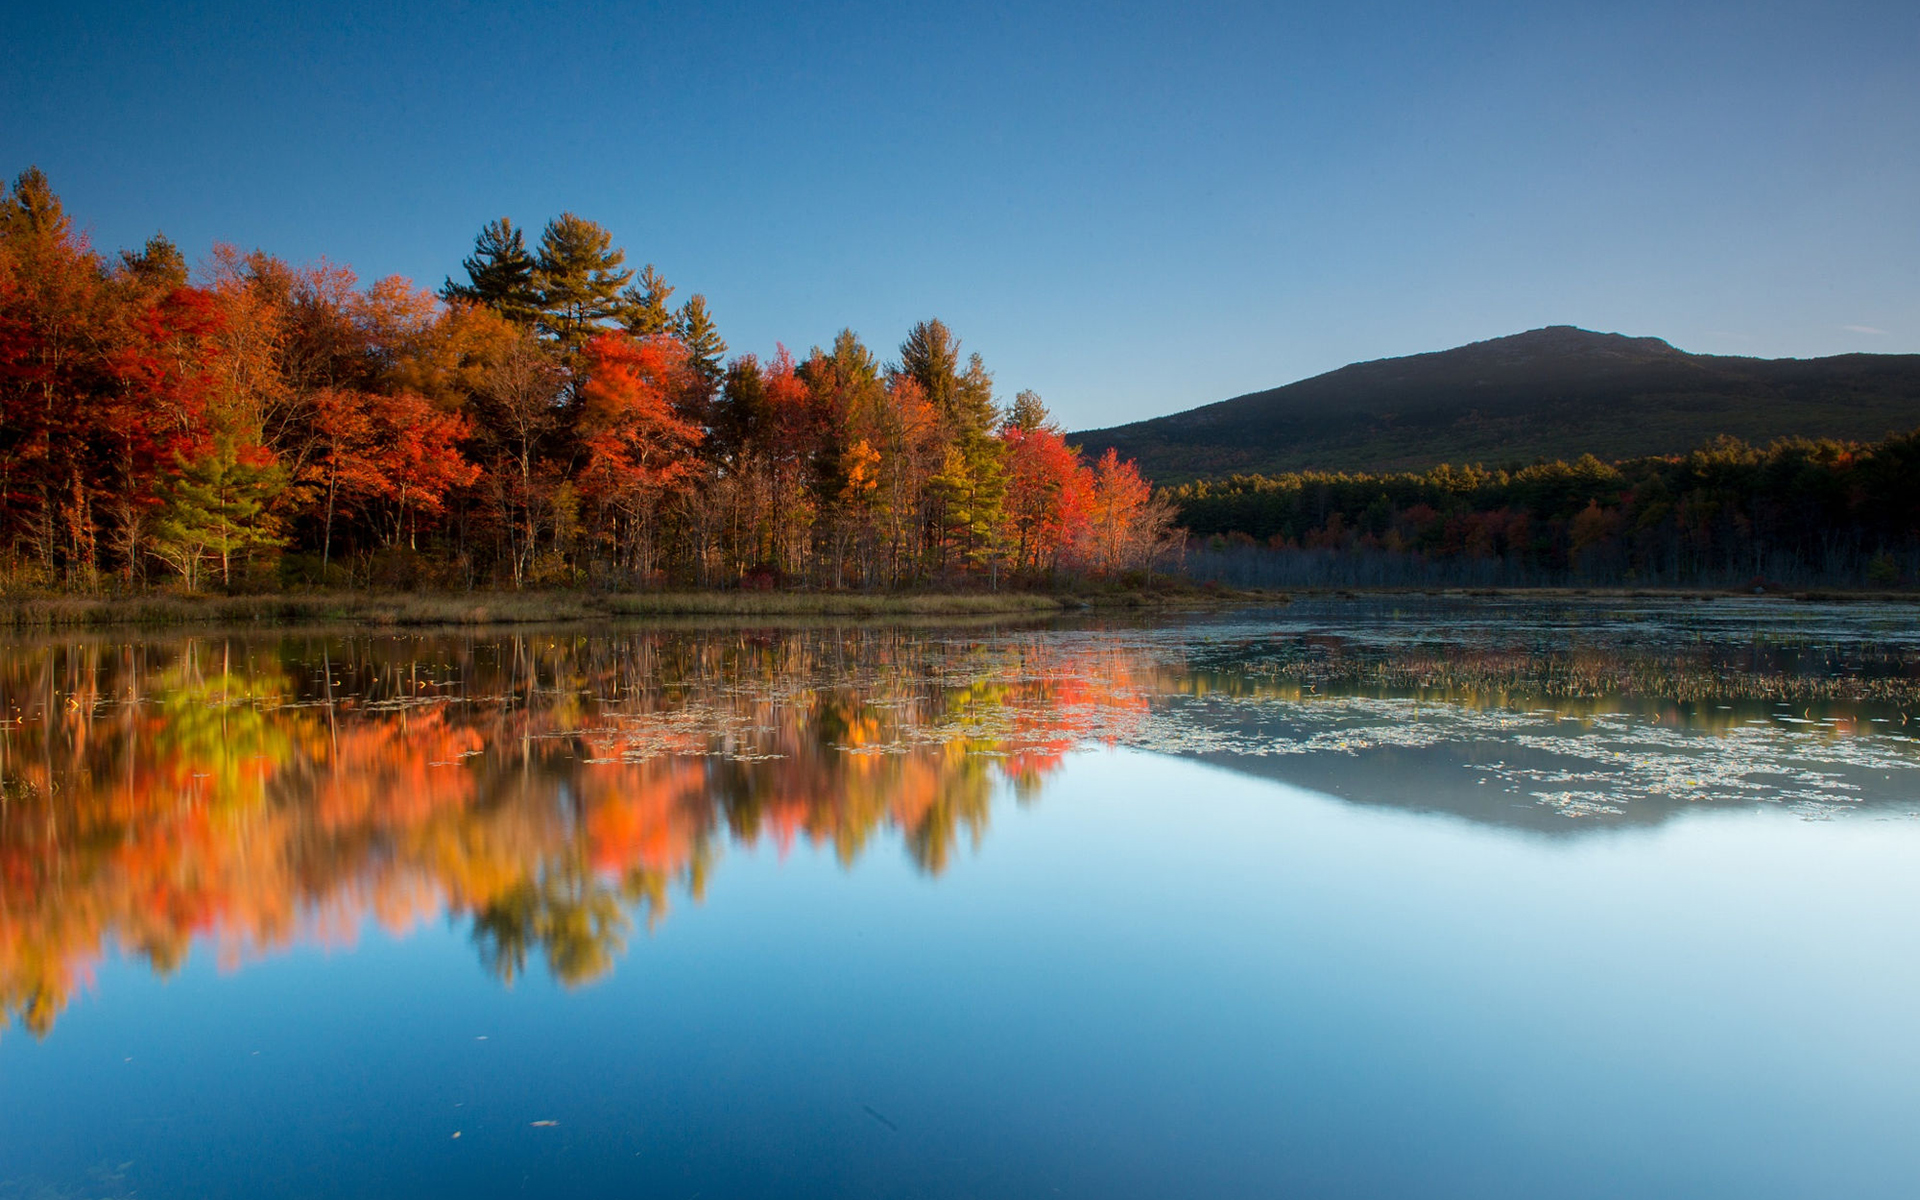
[999,424,1089,575]
[100,285,229,578]
[576,333,704,575]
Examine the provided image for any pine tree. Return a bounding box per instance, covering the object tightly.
[150,437,285,591]
[443,218,540,323]
[119,234,188,290]
[954,350,999,441]
[899,319,961,414]
[676,294,727,392]
[824,328,880,387]
[533,214,633,351]
[955,419,1007,575]
[1004,389,1056,435]
[897,320,1004,575]
[619,264,676,337]
[0,166,70,242]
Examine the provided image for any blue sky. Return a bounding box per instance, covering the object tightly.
[5,0,1915,430]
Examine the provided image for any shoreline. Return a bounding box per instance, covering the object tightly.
[1,583,1914,630]
[0,587,1246,630]
[1292,585,1920,604]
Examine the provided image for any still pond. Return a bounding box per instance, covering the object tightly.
[2,597,1918,1198]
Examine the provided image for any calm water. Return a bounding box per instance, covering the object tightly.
[3,598,1919,1198]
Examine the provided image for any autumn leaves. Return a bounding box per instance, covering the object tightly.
[0,168,1175,592]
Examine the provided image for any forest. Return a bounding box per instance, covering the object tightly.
[1174,435,1920,589]
[0,169,1178,594]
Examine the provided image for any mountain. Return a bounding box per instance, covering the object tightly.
[1071,327,1920,482]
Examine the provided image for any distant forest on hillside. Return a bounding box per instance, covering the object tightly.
[1174,433,1920,589]
[1077,326,1920,483]
[0,169,1175,594]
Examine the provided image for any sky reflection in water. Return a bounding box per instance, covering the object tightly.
[2,598,1918,1198]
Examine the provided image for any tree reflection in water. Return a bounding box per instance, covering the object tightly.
[5,610,1915,1038]
[0,627,1157,1035]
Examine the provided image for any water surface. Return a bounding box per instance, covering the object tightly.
[3,598,1918,1197]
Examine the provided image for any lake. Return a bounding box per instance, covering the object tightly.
[3,597,1918,1198]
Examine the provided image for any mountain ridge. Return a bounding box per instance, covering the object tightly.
[1072,327,1920,482]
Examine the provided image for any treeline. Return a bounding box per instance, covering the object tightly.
[1173,436,1920,588]
[0,168,1177,593]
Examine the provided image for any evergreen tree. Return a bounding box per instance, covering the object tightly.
[954,350,999,441]
[676,294,727,392]
[619,264,676,337]
[825,328,880,387]
[150,438,285,591]
[443,218,539,323]
[900,320,1000,438]
[1004,389,1056,435]
[897,320,1004,574]
[954,414,1007,573]
[120,234,188,290]
[899,319,961,414]
[0,166,70,242]
[533,213,632,351]
[799,330,885,513]
[712,354,768,466]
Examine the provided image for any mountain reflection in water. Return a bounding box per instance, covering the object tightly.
[3,600,1918,1039]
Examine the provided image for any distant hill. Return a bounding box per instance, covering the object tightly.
[1072,327,1920,482]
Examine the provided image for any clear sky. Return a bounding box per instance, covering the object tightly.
[5,0,1915,430]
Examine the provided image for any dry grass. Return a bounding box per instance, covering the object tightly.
[0,589,1076,629]
[0,580,1293,630]
[603,592,1069,617]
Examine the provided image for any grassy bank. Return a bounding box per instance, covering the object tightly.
[13,581,1917,631]
[8,582,1914,630]
[0,586,1253,630]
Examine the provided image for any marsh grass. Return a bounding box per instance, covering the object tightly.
[0,588,1140,629]
[16,582,1909,630]
[602,592,1069,617]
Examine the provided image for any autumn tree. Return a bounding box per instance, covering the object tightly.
[800,330,889,584]
[575,333,703,579]
[379,294,522,409]
[468,327,567,585]
[0,166,106,579]
[100,285,227,581]
[999,393,1088,576]
[861,372,942,587]
[0,170,239,586]
[705,353,770,580]
[359,391,478,551]
[1079,448,1178,577]
[757,347,823,576]
[199,247,372,491]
